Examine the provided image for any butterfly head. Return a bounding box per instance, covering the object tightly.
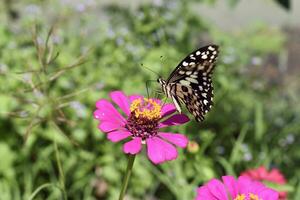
[157,77,165,85]
[157,77,171,98]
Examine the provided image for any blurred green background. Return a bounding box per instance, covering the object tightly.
[0,0,299,199]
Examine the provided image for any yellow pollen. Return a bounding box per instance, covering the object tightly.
[234,194,246,200]
[249,193,260,200]
[130,98,162,120]
[234,193,261,200]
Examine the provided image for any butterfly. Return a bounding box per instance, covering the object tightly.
[157,45,219,122]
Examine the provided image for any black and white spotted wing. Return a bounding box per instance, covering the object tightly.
[158,45,219,122]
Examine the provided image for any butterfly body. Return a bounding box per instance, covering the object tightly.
[158,45,219,122]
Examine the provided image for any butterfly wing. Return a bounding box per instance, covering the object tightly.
[167,45,219,83]
[167,45,219,121]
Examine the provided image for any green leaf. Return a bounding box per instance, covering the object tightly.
[0,143,16,178]
[255,102,265,142]
[229,125,249,164]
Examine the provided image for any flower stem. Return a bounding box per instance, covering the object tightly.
[118,154,136,200]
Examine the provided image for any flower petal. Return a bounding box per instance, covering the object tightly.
[159,114,189,128]
[206,179,229,200]
[161,103,176,118]
[110,91,130,116]
[151,98,161,105]
[107,130,131,142]
[196,186,215,200]
[259,188,279,200]
[129,95,143,103]
[94,99,125,125]
[158,132,188,148]
[146,137,178,164]
[98,122,121,132]
[222,176,238,199]
[123,137,142,154]
[237,176,254,195]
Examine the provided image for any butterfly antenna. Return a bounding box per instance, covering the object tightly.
[140,63,160,77]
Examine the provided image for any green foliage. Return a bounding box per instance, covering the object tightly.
[0,0,299,199]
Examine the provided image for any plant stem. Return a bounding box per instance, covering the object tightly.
[53,131,67,200]
[118,154,136,200]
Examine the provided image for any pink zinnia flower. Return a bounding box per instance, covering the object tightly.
[196,175,279,200]
[241,166,287,199]
[93,91,189,164]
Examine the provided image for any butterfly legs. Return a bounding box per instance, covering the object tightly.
[145,80,157,99]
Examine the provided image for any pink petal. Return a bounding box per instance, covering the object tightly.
[237,176,253,195]
[259,188,279,200]
[110,91,130,116]
[151,98,161,105]
[107,130,131,142]
[222,176,238,199]
[206,179,229,200]
[159,114,189,128]
[129,95,143,103]
[161,103,176,118]
[98,121,122,132]
[158,132,188,148]
[250,181,267,194]
[196,186,215,200]
[123,137,142,154]
[94,99,126,125]
[146,137,178,164]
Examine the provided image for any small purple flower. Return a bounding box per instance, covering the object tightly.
[94,91,190,164]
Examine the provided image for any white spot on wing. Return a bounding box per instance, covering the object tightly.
[201,55,208,59]
[180,80,191,86]
[186,77,198,84]
[198,65,204,70]
[203,99,208,105]
[183,61,188,66]
[196,51,200,55]
[208,46,215,51]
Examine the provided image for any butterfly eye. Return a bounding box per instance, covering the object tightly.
[157,78,164,84]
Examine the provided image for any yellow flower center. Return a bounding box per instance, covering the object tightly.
[234,194,246,200]
[126,98,162,139]
[234,193,261,200]
[130,98,161,120]
[249,193,260,200]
